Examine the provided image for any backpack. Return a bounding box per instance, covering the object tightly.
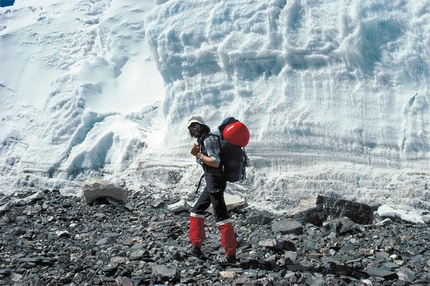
[218,117,250,182]
[194,117,250,193]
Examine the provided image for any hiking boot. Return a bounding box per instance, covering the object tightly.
[211,254,237,266]
[184,244,204,258]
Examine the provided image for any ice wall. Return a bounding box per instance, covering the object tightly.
[145,0,430,167]
[1,0,429,213]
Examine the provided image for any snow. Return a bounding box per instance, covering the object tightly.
[1,0,429,223]
[377,205,424,224]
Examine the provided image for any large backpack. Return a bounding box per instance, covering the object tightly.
[218,117,250,182]
[194,117,250,193]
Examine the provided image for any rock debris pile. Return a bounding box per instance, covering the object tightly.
[0,189,429,285]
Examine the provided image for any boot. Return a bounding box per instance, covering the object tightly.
[184,244,204,258]
[212,254,237,265]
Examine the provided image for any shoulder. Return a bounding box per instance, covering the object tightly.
[205,133,219,143]
[203,133,220,148]
[201,132,218,141]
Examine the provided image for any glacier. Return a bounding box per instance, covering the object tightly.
[0,0,429,217]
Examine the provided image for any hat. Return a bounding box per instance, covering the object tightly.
[188,115,205,127]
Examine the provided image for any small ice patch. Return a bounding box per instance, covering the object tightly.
[377,205,424,224]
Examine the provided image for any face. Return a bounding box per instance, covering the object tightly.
[188,123,202,138]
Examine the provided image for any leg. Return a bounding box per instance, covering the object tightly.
[189,185,212,248]
[210,191,237,257]
[207,176,237,258]
[217,221,236,257]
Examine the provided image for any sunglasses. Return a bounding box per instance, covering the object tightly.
[188,123,200,131]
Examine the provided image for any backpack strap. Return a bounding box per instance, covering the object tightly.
[199,132,222,172]
[195,174,205,194]
[198,132,218,154]
[194,132,223,193]
[242,148,250,180]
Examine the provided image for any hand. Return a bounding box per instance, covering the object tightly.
[191,143,200,156]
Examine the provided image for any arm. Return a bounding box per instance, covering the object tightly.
[191,143,219,168]
[199,152,220,168]
[190,139,221,168]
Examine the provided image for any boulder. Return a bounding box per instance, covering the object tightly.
[271,220,303,235]
[258,237,296,251]
[289,195,373,226]
[206,193,246,214]
[247,211,274,225]
[82,179,127,205]
[168,200,190,213]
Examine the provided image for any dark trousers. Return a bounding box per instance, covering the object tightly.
[190,174,230,222]
[189,174,236,255]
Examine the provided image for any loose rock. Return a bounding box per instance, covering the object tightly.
[0,189,428,285]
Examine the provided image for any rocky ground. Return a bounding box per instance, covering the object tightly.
[0,188,429,286]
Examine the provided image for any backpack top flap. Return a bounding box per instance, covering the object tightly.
[218,117,238,139]
[218,117,250,147]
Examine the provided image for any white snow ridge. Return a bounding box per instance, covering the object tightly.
[0,0,429,221]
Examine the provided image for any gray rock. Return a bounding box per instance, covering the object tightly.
[152,265,178,282]
[365,269,398,280]
[277,239,297,251]
[129,249,147,261]
[247,212,273,225]
[1,186,429,286]
[290,195,373,226]
[339,242,355,253]
[271,219,303,235]
[96,236,116,246]
[116,276,133,286]
[258,238,296,251]
[0,202,12,214]
[13,191,45,206]
[382,262,399,270]
[206,193,246,214]
[167,200,189,213]
[323,217,358,234]
[306,274,326,286]
[10,272,23,282]
[55,230,71,238]
[102,262,118,273]
[82,179,127,204]
[258,238,278,248]
[151,199,165,208]
[375,218,392,226]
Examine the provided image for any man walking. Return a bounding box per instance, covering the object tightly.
[185,115,237,265]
